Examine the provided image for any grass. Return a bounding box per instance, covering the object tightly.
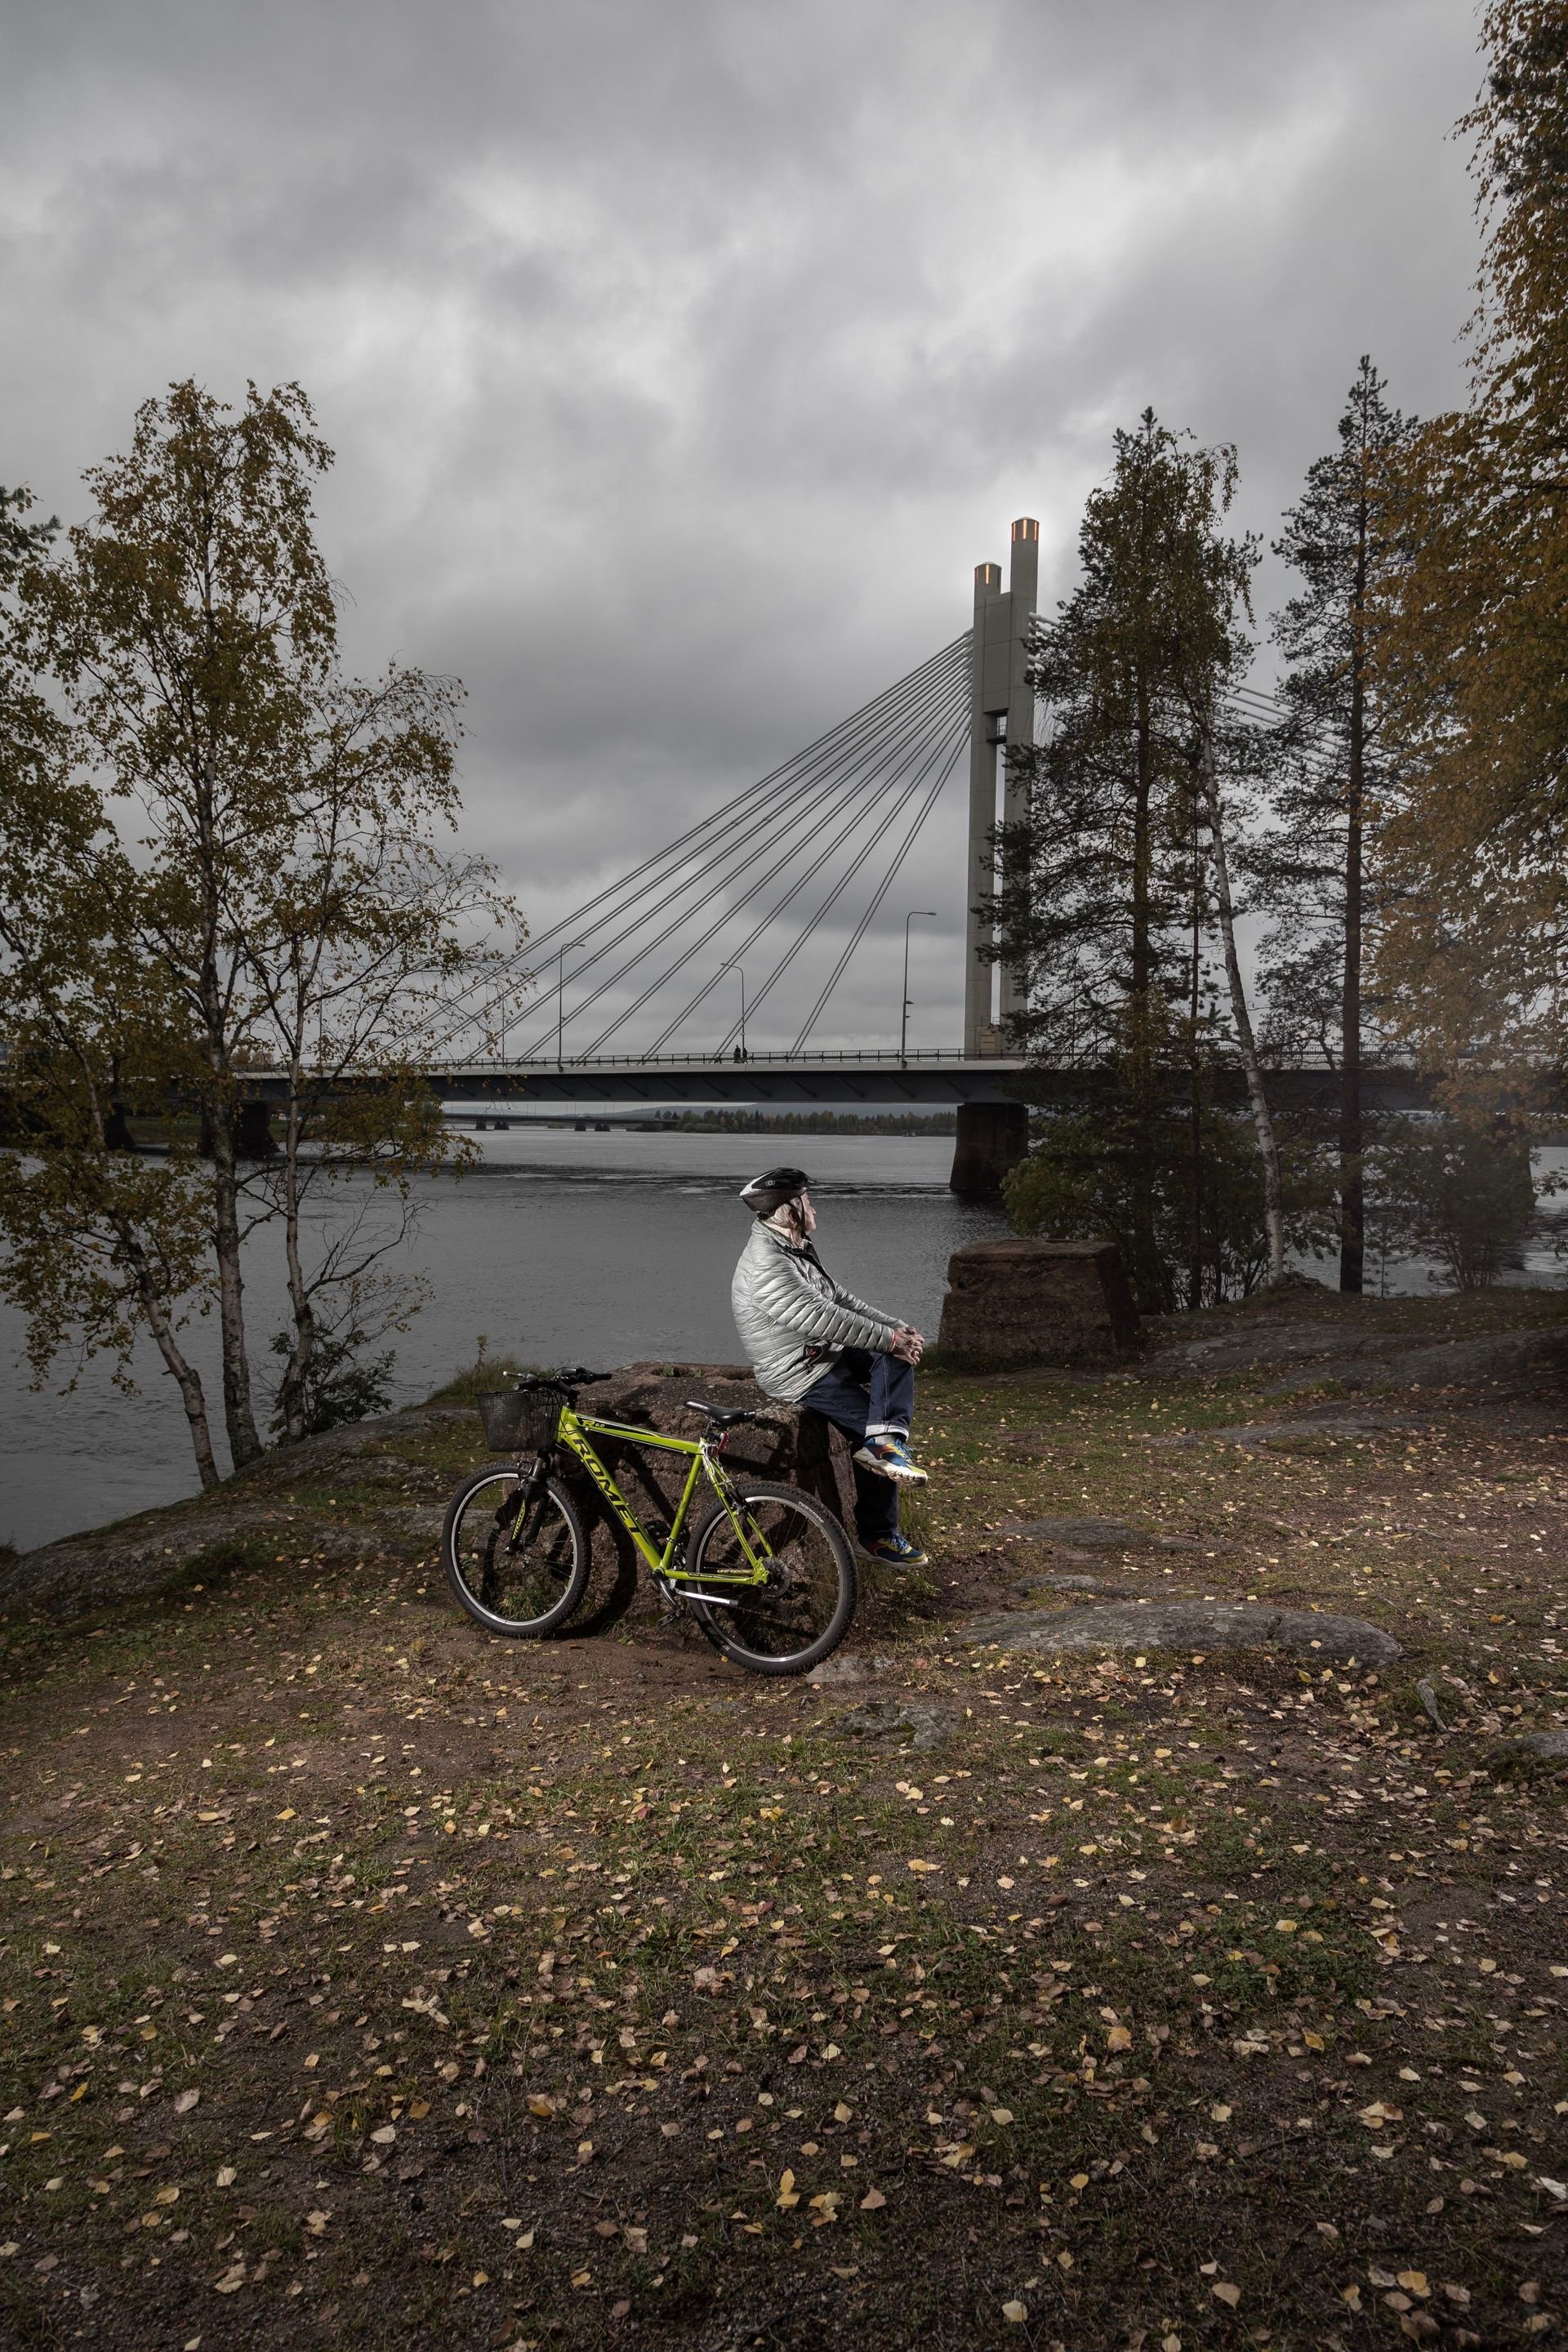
[429,1344,539,1405]
[1,1290,1566,2347]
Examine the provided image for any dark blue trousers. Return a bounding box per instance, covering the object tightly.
[800,1348,915,1542]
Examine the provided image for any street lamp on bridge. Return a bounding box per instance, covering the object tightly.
[901,911,937,1066]
[722,956,748,1061]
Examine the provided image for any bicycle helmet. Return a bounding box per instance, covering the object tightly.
[738,1166,812,1216]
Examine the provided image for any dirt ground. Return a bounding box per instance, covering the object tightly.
[2,1286,1566,2351]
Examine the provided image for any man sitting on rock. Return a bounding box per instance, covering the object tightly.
[730,1165,929,1568]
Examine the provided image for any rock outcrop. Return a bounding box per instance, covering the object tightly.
[936,1237,1139,1368]
[561,1361,861,1534]
[957,1597,1403,1664]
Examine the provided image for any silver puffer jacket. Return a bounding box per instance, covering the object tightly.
[730,1220,901,1404]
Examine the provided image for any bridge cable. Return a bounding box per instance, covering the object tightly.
[706,697,971,1053]
[443,635,973,1052]
[786,701,973,1055]
[516,634,970,966]
[577,663,971,1057]
[534,639,970,1048]
[509,643,970,1060]
[506,639,973,1059]
[628,657,976,1054]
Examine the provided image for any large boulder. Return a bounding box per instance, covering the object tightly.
[936,1237,1138,1368]
[556,1363,859,1533]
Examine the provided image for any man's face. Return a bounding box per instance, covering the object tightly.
[793,1191,817,1237]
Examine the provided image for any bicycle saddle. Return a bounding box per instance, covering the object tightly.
[684,1401,758,1428]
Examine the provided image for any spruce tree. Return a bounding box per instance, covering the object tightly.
[994,412,1276,1309]
[1260,359,1417,1292]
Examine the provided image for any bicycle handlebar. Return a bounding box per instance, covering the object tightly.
[517,1367,610,1390]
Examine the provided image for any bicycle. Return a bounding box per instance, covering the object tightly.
[442,1369,857,1677]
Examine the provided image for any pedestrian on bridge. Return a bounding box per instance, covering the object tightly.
[730,1167,929,1568]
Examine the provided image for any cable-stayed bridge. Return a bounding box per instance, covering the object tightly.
[376,518,1048,1191]
[243,514,1409,1191]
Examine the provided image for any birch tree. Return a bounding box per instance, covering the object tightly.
[3,382,519,1486]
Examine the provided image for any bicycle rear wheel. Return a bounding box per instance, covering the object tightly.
[443,1464,589,1637]
[681,1479,856,1676]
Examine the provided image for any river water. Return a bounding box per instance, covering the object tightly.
[0,1132,1009,1554]
[6,1126,1562,1557]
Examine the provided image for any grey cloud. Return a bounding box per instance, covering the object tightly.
[2,0,1483,1050]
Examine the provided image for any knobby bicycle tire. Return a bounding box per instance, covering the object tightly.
[681,1478,857,1676]
[443,1463,590,1637]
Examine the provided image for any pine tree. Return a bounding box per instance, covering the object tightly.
[1258,359,1418,1292]
[994,412,1283,1307]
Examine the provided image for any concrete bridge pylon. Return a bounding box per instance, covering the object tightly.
[963,516,1038,1061]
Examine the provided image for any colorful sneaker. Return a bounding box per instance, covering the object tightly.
[859,1530,929,1568]
[852,1434,929,1486]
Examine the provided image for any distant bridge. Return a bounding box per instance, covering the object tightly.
[405,522,1048,1112]
[245,1050,1033,1192]
[239,1051,1440,1195]
[411,1047,1028,1107]
[239,514,1423,1193]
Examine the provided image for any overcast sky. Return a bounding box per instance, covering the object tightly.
[2,0,1485,1056]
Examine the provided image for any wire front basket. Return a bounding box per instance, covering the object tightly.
[476,1387,564,1454]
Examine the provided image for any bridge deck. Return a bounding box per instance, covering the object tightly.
[424,1050,1027,1107]
[240,1051,1437,1113]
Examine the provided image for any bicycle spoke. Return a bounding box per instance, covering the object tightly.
[687,1485,855,1671]
[444,1470,586,1635]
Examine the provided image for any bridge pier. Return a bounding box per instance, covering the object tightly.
[949,1098,1027,1198]
[103,1101,140,1152]
[198,1100,278,1160]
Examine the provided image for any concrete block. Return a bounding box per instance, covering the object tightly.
[936,1236,1138,1367]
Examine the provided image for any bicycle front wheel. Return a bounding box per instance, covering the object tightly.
[443,1464,589,1637]
[682,1479,857,1676]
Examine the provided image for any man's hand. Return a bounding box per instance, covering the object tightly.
[889,1325,924,1365]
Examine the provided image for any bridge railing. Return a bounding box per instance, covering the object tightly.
[440,1045,1025,1073]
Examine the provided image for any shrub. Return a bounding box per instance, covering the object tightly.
[1371,1115,1538,1290]
[1004,1105,1334,1312]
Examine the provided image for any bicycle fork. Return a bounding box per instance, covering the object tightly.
[506,1457,554,1553]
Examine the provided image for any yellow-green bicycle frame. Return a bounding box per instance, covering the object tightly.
[533,1401,773,1586]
